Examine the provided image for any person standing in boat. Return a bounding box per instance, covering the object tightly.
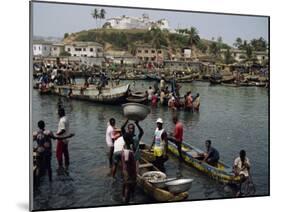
[105,118,116,173]
[56,108,74,174]
[233,150,251,196]
[168,116,184,160]
[121,119,144,171]
[150,118,168,172]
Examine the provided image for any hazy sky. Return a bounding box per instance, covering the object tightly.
[32,1,269,46]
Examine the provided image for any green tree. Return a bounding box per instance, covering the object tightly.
[209,42,220,57]
[64,33,69,39]
[224,49,235,64]
[250,37,267,51]
[233,37,242,48]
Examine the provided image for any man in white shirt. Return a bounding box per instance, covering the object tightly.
[233,150,251,196]
[106,118,115,169]
[56,108,73,173]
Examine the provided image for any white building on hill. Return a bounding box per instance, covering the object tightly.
[104,14,169,30]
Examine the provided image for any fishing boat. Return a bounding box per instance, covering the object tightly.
[137,157,189,202]
[51,84,130,104]
[210,73,222,85]
[168,141,240,184]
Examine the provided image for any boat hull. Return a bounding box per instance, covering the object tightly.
[51,84,130,104]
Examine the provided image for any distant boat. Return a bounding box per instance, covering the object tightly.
[210,73,222,85]
[51,84,130,104]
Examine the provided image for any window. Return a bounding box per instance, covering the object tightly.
[75,48,82,51]
[90,48,93,52]
[151,50,155,53]
[157,50,162,54]
[67,48,70,52]
[138,50,142,53]
[83,48,86,51]
[53,47,57,50]
[262,56,265,60]
[38,46,40,50]
[145,50,149,53]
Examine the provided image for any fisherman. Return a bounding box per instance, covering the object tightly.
[168,116,183,160]
[147,86,154,101]
[111,128,125,178]
[121,140,137,203]
[33,120,74,182]
[199,140,220,166]
[105,118,116,172]
[150,118,168,172]
[151,92,158,107]
[160,77,165,91]
[192,93,200,112]
[233,150,251,196]
[185,91,193,111]
[56,108,74,174]
[121,119,144,171]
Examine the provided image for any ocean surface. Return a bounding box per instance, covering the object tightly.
[32,81,269,210]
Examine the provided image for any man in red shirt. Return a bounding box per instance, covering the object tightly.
[168,116,183,160]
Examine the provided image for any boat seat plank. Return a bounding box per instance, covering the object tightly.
[139,163,153,169]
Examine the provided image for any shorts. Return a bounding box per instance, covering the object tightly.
[113,151,122,165]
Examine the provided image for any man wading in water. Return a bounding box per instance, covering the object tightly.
[121,119,144,171]
[33,120,74,182]
[56,108,75,175]
[105,118,116,175]
[150,118,168,172]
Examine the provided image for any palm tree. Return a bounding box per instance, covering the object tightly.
[100,9,106,28]
[187,27,200,58]
[91,8,99,28]
[187,27,200,46]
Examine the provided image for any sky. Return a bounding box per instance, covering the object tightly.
[32,1,269,46]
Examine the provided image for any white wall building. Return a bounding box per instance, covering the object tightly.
[33,42,52,57]
[64,42,104,57]
[50,43,64,57]
[220,48,268,64]
[104,14,169,30]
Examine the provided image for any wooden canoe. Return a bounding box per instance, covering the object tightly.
[51,84,130,104]
[168,141,240,184]
[137,157,188,202]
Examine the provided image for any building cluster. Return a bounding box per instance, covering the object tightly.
[33,40,268,67]
[33,41,103,58]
